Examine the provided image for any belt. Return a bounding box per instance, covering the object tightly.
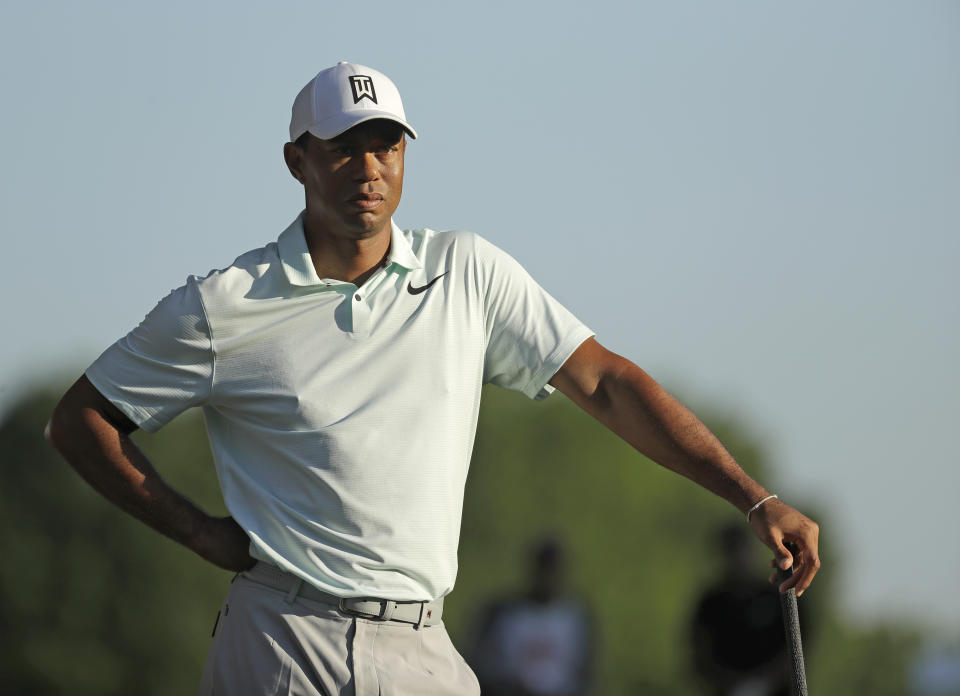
[241,562,443,628]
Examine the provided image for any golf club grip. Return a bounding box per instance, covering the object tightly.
[778,544,809,696]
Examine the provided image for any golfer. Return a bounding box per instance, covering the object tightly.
[47,62,820,695]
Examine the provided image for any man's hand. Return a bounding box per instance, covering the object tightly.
[192,516,257,572]
[749,498,821,596]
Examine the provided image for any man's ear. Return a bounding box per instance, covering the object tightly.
[283,142,305,183]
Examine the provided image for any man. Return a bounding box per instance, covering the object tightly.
[47,62,820,695]
[469,536,595,696]
[691,524,801,696]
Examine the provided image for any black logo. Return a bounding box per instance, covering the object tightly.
[407,272,448,295]
[349,75,377,104]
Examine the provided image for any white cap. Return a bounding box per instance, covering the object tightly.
[289,61,418,142]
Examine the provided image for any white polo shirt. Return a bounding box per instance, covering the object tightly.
[87,213,593,601]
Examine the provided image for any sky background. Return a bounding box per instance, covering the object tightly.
[2,1,957,634]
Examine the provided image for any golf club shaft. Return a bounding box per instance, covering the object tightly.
[778,543,809,696]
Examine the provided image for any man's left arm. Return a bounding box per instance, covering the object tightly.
[549,338,821,596]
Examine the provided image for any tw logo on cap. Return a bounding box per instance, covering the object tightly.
[349,75,378,104]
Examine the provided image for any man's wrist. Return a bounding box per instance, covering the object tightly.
[176,507,217,555]
[746,494,779,522]
[728,479,773,517]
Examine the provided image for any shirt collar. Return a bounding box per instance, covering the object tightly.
[278,212,422,287]
[386,219,422,272]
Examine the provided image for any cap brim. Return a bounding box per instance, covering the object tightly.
[305,112,417,140]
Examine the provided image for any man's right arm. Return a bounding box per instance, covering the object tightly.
[46,375,255,572]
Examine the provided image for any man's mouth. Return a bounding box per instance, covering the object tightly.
[349,193,384,211]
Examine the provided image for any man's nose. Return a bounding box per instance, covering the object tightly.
[352,151,380,181]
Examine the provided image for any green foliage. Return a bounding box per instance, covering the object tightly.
[0,389,231,696]
[807,618,925,695]
[0,382,925,694]
[447,387,778,695]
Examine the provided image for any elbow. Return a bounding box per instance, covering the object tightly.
[46,388,90,453]
[45,375,99,452]
[584,374,615,417]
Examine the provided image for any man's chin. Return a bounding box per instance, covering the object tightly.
[348,213,392,237]
[304,210,393,242]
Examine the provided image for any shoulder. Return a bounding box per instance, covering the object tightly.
[140,240,282,334]
[400,227,483,253]
[191,241,280,294]
[399,227,516,270]
[185,240,284,314]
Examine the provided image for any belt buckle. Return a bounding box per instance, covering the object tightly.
[338,598,397,622]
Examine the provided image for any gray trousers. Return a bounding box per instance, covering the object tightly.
[197,571,480,695]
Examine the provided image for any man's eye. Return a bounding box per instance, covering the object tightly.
[333,146,352,156]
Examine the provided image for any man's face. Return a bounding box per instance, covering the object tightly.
[285,119,406,240]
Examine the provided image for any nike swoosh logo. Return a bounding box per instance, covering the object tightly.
[407,272,448,295]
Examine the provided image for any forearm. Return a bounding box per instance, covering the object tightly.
[553,341,767,512]
[552,339,821,594]
[590,361,768,513]
[47,396,209,549]
[46,377,253,571]
[600,365,821,592]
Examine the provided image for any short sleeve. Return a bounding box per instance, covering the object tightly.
[85,276,214,432]
[478,237,594,400]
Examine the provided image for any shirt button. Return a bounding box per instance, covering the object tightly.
[355,294,361,301]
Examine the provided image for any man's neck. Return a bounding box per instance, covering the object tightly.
[303,219,392,287]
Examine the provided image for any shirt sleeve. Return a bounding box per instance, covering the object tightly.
[85,276,214,432]
[477,236,594,400]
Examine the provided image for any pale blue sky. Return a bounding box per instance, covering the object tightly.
[2,1,957,632]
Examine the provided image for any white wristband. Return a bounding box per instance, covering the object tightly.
[746,494,778,522]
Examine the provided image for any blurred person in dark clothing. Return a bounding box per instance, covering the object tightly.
[690,523,797,696]
[469,536,595,696]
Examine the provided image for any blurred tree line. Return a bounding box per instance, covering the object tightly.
[0,382,925,694]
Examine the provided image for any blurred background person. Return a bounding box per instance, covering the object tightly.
[690,523,804,696]
[468,535,595,696]
[909,642,960,695]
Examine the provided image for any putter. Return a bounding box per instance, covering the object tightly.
[778,542,809,696]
